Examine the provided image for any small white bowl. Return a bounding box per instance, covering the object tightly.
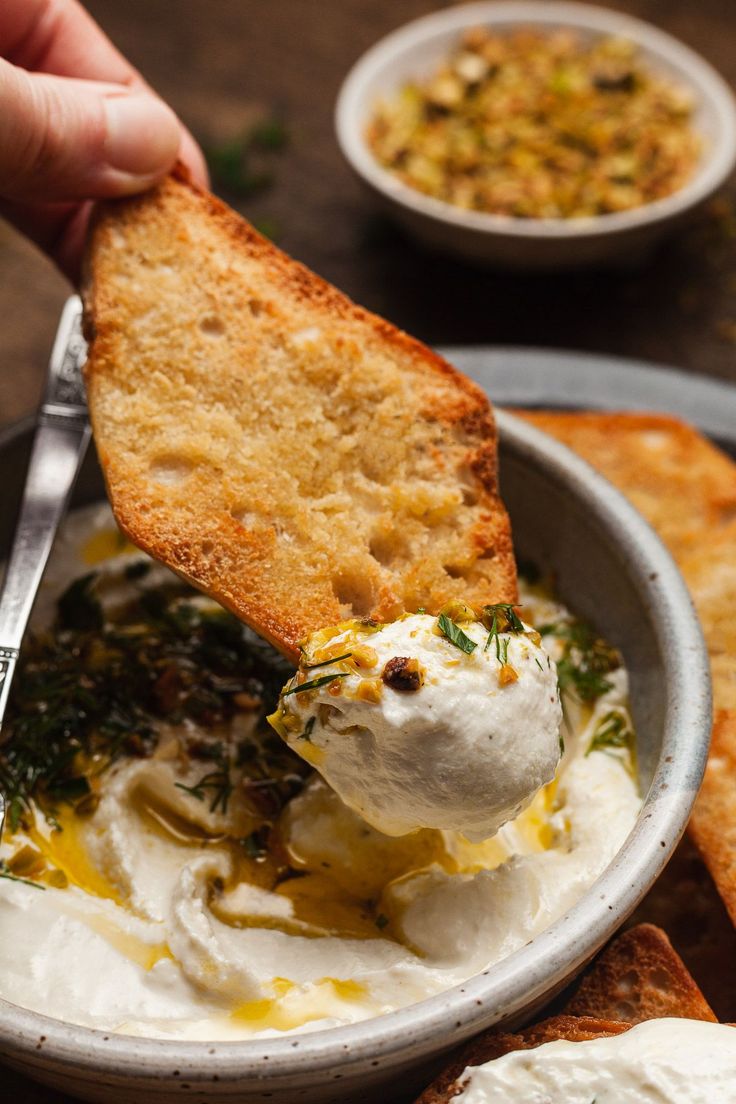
[335,1,736,269]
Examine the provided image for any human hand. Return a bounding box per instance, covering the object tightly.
[0,0,208,280]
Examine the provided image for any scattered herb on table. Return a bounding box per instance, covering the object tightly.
[205,116,289,199]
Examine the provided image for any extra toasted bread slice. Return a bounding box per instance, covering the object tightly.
[690,710,736,928]
[515,410,736,925]
[82,169,515,660]
[678,526,736,711]
[414,924,712,1103]
[516,410,736,564]
[414,1016,630,1104]
[563,922,716,1022]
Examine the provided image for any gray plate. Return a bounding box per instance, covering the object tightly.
[439,346,736,455]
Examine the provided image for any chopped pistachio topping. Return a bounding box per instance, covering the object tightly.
[382,656,424,692]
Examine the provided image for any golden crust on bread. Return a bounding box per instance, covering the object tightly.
[82,168,516,660]
[690,710,736,927]
[563,922,717,1023]
[516,410,736,564]
[414,923,712,1103]
[413,1016,630,1104]
[516,409,736,707]
[678,526,736,708]
[516,409,736,940]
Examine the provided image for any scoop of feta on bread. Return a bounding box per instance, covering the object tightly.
[82,167,515,660]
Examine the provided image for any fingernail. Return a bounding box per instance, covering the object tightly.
[103,94,181,177]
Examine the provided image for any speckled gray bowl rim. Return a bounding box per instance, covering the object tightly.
[0,405,712,1086]
[335,0,736,240]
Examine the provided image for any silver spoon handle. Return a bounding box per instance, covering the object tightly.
[0,296,89,729]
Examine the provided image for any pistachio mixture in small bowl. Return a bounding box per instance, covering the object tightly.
[335,1,736,268]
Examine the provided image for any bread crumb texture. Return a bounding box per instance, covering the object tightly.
[83,170,515,658]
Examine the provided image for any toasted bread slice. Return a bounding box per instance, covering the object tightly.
[690,710,736,927]
[82,169,515,660]
[516,410,736,564]
[516,410,736,713]
[414,1016,629,1104]
[678,526,736,710]
[515,410,736,924]
[631,835,736,1023]
[414,923,712,1103]
[563,922,716,1022]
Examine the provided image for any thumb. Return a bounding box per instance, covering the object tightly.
[0,59,181,202]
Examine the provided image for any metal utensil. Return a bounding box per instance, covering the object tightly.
[0,296,89,835]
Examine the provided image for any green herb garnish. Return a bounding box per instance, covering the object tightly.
[299,717,316,743]
[587,710,633,757]
[0,567,304,828]
[303,652,352,670]
[0,861,45,891]
[484,604,525,634]
[482,603,524,656]
[375,913,389,930]
[282,673,349,697]
[438,613,477,654]
[175,743,233,814]
[542,618,620,703]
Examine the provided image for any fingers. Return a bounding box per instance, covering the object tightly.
[179,127,210,190]
[0,62,182,201]
[1,0,140,86]
[0,0,209,192]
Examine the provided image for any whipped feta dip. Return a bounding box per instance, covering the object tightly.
[454,1018,736,1103]
[271,608,562,840]
[0,505,642,1041]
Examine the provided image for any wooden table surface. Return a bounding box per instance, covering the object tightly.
[2,1,736,1100]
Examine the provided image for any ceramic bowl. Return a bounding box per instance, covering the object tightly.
[335,1,736,269]
[0,394,711,1102]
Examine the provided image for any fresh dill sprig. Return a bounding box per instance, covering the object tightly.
[482,603,524,656]
[299,717,316,743]
[437,613,477,655]
[282,673,349,697]
[541,618,620,704]
[303,652,352,670]
[587,710,634,757]
[175,743,233,815]
[0,861,45,891]
[0,567,299,829]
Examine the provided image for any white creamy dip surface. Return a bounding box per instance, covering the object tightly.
[455,1018,736,1103]
[0,506,642,1040]
[275,611,562,841]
